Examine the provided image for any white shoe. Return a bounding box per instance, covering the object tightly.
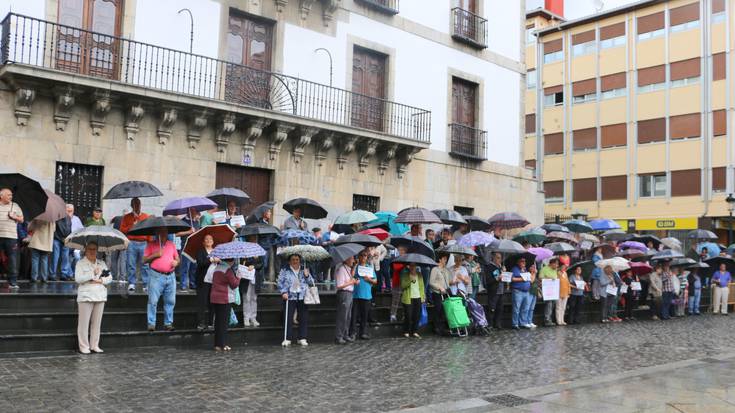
[242,319,251,327]
[250,319,260,327]
[281,340,291,347]
[521,324,532,329]
[127,284,135,292]
[529,323,537,329]
[390,315,397,323]
[297,339,308,346]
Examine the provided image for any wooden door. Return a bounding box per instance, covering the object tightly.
[56,0,122,79]
[225,13,273,108]
[455,0,478,40]
[215,164,272,217]
[351,47,386,131]
[452,78,477,154]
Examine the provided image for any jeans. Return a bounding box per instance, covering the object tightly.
[525,293,537,325]
[110,249,127,281]
[544,300,557,323]
[147,270,176,327]
[378,259,392,292]
[30,248,50,281]
[687,288,701,314]
[0,238,18,284]
[511,289,530,327]
[127,241,148,285]
[661,291,674,320]
[179,256,196,289]
[51,239,71,280]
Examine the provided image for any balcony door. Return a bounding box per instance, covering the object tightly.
[225,12,273,109]
[451,77,478,155]
[455,0,478,40]
[351,47,386,132]
[215,163,272,217]
[56,0,122,79]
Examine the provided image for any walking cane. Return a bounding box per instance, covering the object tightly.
[281,298,290,347]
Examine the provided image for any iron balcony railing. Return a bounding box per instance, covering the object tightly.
[356,0,400,15]
[449,123,486,160]
[0,13,430,143]
[451,8,488,49]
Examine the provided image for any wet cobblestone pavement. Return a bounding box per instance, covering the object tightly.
[2,314,735,412]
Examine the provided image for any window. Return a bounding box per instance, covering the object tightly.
[55,162,104,221]
[601,176,627,200]
[670,113,701,140]
[573,128,597,151]
[544,91,564,107]
[527,69,537,89]
[543,39,563,64]
[600,72,626,99]
[600,35,625,49]
[669,3,700,33]
[525,113,536,134]
[544,50,564,64]
[544,133,564,155]
[601,123,627,148]
[600,22,625,49]
[639,174,667,198]
[714,110,727,136]
[573,178,597,202]
[601,88,626,99]
[637,64,665,93]
[671,169,701,197]
[352,194,380,212]
[637,12,664,41]
[545,180,564,203]
[526,27,536,44]
[713,167,726,192]
[713,0,726,21]
[637,82,666,93]
[454,206,474,216]
[573,93,596,104]
[670,76,700,88]
[637,28,664,41]
[713,53,726,81]
[638,118,666,144]
[670,20,699,33]
[712,12,726,23]
[572,40,596,57]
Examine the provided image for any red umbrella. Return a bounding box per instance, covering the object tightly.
[359,228,390,241]
[183,224,236,261]
[629,261,653,276]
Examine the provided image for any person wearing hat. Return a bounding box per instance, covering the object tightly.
[84,207,106,227]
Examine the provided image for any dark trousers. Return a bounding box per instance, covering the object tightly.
[213,303,230,348]
[431,292,447,334]
[237,279,250,324]
[378,260,392,292]
[623,291,635,318]
[350,298,371,338]
[196,283,213,328]
[567,294,583,324]
[640,280,650,306]
[284,300,308,341]
[403,298,421,334]
[0,238,18,285]
[488,293,504,328]
[661,292,674,320]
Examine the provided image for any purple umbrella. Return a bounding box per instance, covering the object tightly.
[211,241,266,259]
[619,241,647,252]
[163,197,218,216]
[458,231,495,247]
[528,247,553,263]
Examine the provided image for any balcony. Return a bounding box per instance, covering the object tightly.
[0,13,430,147]
[451,8,488,49]
[356,0,399,15]
[449,123,487,160]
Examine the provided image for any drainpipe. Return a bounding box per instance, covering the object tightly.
[702,0,712,219]
[535,32,544,193]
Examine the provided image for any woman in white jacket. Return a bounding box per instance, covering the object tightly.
[75,241,112,354]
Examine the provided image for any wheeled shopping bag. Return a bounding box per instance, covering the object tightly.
[443,296,470,337]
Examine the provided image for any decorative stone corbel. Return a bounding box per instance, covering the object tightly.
[157,107,178,145]
[377,143,398,176]
[275,0,288,12]
[14,88,35,126]
[186,109,209,149]
[90,90,111,136]
[299,0,317,19]
[216,113,237,153]
[124,103,145,141]
[322,0,338,26]
[52,86,75,131]
[357,139,378,173]
[292,127,319,163]
[268,122,296,160]
[336,135,358,170]
[241,118,271,158]
[313,132,335,166]
[396,146,421,179]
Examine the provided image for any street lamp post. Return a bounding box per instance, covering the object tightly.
[178,8,194,54]
[726,193,735,245]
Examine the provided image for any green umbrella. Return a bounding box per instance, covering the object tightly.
[334,209,378,225]
[513,229,546,245]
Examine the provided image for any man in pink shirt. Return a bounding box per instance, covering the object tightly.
[143,228,180,331]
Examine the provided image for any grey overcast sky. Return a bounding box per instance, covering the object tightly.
[527,0,640,20]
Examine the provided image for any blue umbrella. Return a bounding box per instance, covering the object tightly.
[697,242,720,258]
[370,211,409,236]
[211,241,266,259]
[162,197,218,216]
[590,219,621,231]
[277,229,317,246]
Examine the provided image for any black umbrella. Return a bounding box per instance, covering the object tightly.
[687,229,718,241]
[541,223,570,233]
[670,257,697,268]
[489,239,526,254]
[331,224,357,234]
[504,252,537,270]
[686,262,710,270]
[330,243,365,264]
[333,233,382,247]
[601,230,628,242]
[103,181,162,199]
[283,198,327,219]
[488,212,530,230]
[363,221,390,232]
[630,234,662,249]
[393,253,437,267]
[238,223,281,237]
[631,250,656,262]
[246,201,276,224]
[463,215,491,231]
[432,209,467,225]
[389,235,434,258]
[127,216,190,236]
[545,242,576,255]
[651,249,685,262]
[436,244,477,257]
[395,207,442,224]
[0,173,48,221]
[704,256,735,274]
[206,187,250,209]
[567,260,596,281]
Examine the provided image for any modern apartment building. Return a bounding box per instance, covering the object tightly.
[525,0,734,240]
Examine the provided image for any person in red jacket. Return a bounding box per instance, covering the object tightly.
[210,260,241,351]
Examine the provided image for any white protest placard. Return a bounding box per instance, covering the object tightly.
[542,279,560,301]
[229,215,245,227]
[630,281,642,291]
[574,279,586,290]
[212,211,227,224]
[357,265,373,279]
[173,236,182,250]
[238,265,256,281]
[501,272,513,282]
[605,284,618,296]
[520,272,531,282]
[619,284,628,294]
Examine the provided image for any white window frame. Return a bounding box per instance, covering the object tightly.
[637,28,665,41]
[544,50,564,64]
[572,40,596,57]
[527,70,537,89]
[670,20,700,33]
[601,87,627,100]
[712,12,726,24]
[670,76,700,88]
[639,174,667,198]
[600,35,626,49]
[526,27,536,44]
[573,92,597,104]
[544,92,564,107]
[637,82,666,94]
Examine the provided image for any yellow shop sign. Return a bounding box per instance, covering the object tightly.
[634,218,698,231]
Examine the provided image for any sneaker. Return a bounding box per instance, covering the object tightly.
[147,325,155,332]
[8,284,19,290]
[345,335,355,342]
[242,319,251,327]
[412,333,421,339]
[529,323,537,329]
[91,348,104,353]
[250,319,260,327]
[521,324,532,329]
[403,333,410,338]
[544,320,554,327]
[335,338,347,345]
[652,315,659,320]
[297,339,308,346]
[360,334,370,340]
[128,284,135,292]
[281,340,291,347]
[164,325,175,331]
[512,325,520,330]
[390,315,397,323]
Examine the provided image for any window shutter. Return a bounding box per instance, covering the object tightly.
[526,114,536,134]
[669,113,701,140]
[600,22,625,40]
[545,180,564,198]
[573,128,597,150]
[544,39,563,54]
[601,123,627,148]
[544,133,564,155]
[713,53,726,81]
[572,79,596,97]
[572,30,595,45]
[714,110,727,136]
[601,176,627,200]
[713,167,726,191]
[670,58,700,81]
[637,12,664,35]
[671,169,701,197]
[601,72,626,92]
[669,3,699,26]
[637,65,665,86]
[638,118,666,144]
[573,178,597,202]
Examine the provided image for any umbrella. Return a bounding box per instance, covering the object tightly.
[437,244,477,257]
[277,229,317,246]
[579,240,595,251]
[457,231,495,247]
[589,219,621,231]
[211,241,266,259]
[238,223,281,237]
[618,249,645,259]
[432,209,467,225]
[567,260,596,281]
[686,262,710,270]
[463,215,491,231]
[331,224,357,234]
[546,231,577,244]
[334,210,378,226]
[392,253,438,267]
[488,212,530,230]
[65,226,129,252]
[592,243,617,259]
[661,237,683,250]
[370,211,409,236]
[127,216,190,236]
[513,228,547,245]
[333,233,382,247]
[362,221,389,232]
[670,257,697,268]
[545,242,576,255]
[34,189,66,222]
[183,224,237,261]
[630,234,662,249]
[0,173,48,221]
[389,235,434,258]
[704,256,735,271]
[687,229,718,241]
[541,223,569,233]
[595,257,630,272]
[162,197,217,216]
[579,233,600,244]
[629,261,653,276]
[329,243,365,264]
[395,207,442,224]
[504,252,537,270]
[278,245,330,262]
[619,241,648,253]
[696,242,721,258]
[283,198,327,219]
[489,239,527,254]
[358,228,390,241]
[601,230,628,242]
[562,219,593,233]
[528,247,553,262]
[631,250,656,262]
[246,201,277,223]
[651,249,685,262]
[206,188,250,209]
[103,180,162,199]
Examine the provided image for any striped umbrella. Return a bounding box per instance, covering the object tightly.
[65,226,129,252]
[211,241,266,259]
[487,212,529,230]
[334,210,378,225]
[395,207,442,224]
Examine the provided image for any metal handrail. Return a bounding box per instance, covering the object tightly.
[451,7,488,48]
[449,123,487,160]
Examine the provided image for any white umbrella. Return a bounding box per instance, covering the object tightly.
[595,257,630,272]
[65,226,129,252]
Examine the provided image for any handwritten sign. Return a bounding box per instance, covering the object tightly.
[501,272,513,283]
[520,272,531,282]
[212,211,227,224]
[357,265,373,279]
[542,279,560,301]
[631,281,642,291]
[238,265,256,281]
[574,280,586,290]
[619,284,628,294]
[605,284,618,296]
[229,215,245,227]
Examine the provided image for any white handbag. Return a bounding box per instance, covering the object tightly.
[304,282,320,305]
[204,263,217,284]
